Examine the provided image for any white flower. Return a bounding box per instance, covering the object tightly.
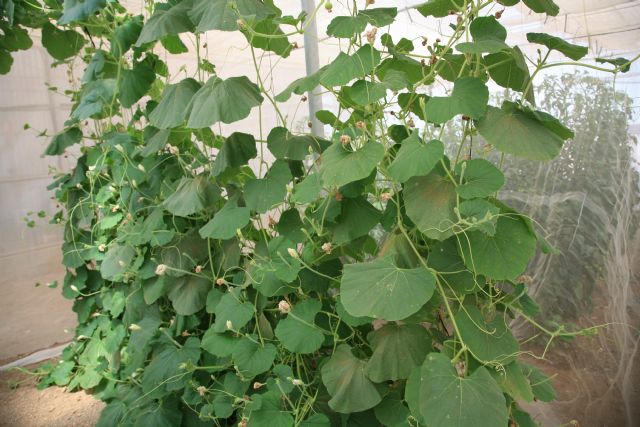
[225,320,233,330]
[137,164,146,172]
[194,265,202,273]
[278,300,291,314]
[70,285,79,293]
[287,248,299,259]
[129,324,141,331]
[168,145,179,155]
[215,277,226,286]
[196,386,207,396]
[380,192,393,201]
[291,378,304,386]
[98,244,106,252]
[252,382,265,390]
[155,264,167,276]
[321,242,333,254]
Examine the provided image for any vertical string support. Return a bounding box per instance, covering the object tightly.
[301,0,324,137]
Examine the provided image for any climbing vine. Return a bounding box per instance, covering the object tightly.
[2,0,636,426]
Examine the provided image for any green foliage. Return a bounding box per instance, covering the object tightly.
[17,0,635,425]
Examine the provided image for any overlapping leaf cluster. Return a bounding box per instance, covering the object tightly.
[7,0,634,426]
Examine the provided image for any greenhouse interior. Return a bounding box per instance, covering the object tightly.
[0,0,639,426]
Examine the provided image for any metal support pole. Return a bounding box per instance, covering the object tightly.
[301,0,324,137]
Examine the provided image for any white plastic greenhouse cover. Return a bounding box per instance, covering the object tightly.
[0,0,639,425]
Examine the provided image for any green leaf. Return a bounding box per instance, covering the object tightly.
[41,23,85,61]
[404,172,458,240]
[111,15,143,57]
[45,127,82,156]
[232,337,277,378]
[213,289,255,332]
[275,66,326,102]
[412,353,508,427]
[199,197,250,240]
[189,0,273,33]
[388,134,444,183]
[242,18,293,58]
[327,15,368,38]
[211,132,257,176]
[187,76,263,128]
[417,0,464,18]
[163,176,218,217]
[485,47,533,102]
[595,57,632,73]
[320,142,384,188]
[320,45,381,87]
[274,299,324,354]
[244,160,292,213]
[118,62,155,108]
[331,196,381,245]
[142,337,200,393]
[373,390,410,426]
[522,363,556,402]
[300,414,331,427]
[101,244,135,281]
[359,8,398,27]
[346,79,389,105]
[149,78,201,129]
[456,16,508,54]
[267,127,328,160]
[491,361,534,402]
[321,345,382,413]
[427,239,477,294]
[458,199,499,235]
[477,102,569,161]
[168,275,210,315]
[454,159,504,199]
[201,329,237,357]
[454,305,519,364]
[59,0,107,25]
[291,173,323,204]
[246,391,294,427]
[365,324,431,382]
[341,257,436,321]
[522,0,560,16]
[425,77,489,123]
[71,79,117,121]
[527,33,587,60]
[136,0,195,45]
[459,212,536,280]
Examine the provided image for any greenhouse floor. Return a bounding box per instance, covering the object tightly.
[0,361,102,427]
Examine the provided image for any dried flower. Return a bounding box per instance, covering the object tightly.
[380,192,393,201]
[278,300,291,314]
[194,265,202,273]
[196,386,207,396]
[366,27,377,44]
[355,120,365,129]
[321,242,333,254]
[155,264,167,276]
[334,192,343,202]
[340,134,351,145]
[216,277,226,286]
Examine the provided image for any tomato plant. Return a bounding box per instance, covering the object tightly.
[2,0,636,426]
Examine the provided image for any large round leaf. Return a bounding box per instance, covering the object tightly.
[365,324,431,382]
[149,78,201,129]
[425,77,489,123]
[410,353,508,427]
[187,76,263,128]
[388,134,444,183]
[274,299,324,354]
[453,305,519,364]
[459,213,536,280]
[168,275,211,315]
[321,345,382,413]
[340,257,436,321]
[454,158,505,199]
[232,337,277,378]
[404,172,458,240]
[320,142,384,188]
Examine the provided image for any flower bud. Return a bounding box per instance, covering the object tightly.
[155,264,167,276]
[225,320,233,330]
[287,248,299,259]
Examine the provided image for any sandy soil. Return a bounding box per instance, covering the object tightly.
[0,362,103,427]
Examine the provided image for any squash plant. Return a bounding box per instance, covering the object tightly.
[4,0,636,425]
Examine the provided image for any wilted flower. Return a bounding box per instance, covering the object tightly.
[278,300,291,314]
[196,386,207,396]
[194,265,202,273]
[155,264,167,276]
[366,27,377,44]
[216,277,226,286]
[339,134,351,145]
[321,242,333,254]
[380,192,393,201]
[355,121,365,129]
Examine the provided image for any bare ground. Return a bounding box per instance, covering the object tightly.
[0,362,103,427]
